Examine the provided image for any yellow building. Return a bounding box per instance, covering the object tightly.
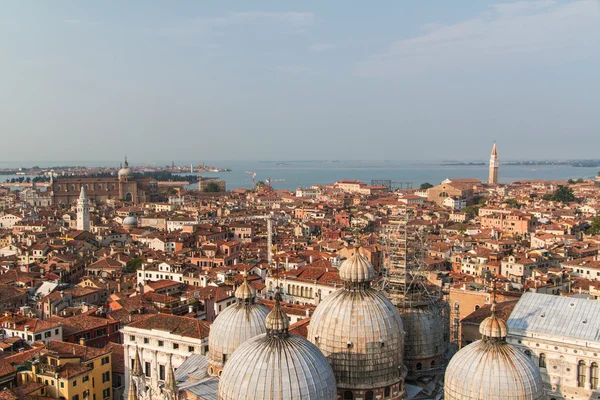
[20,340,113,400]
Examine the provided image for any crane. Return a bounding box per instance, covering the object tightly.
[197,212,290,266]
[245,171,256,190]
[265,177,285,188]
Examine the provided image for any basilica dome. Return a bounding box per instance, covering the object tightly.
[444,303,544,400]
[308,247,406,397]
[218,291,336,400]
[122,215,137,228]
[118,159,134,180]
[207,272,269,376]
[401,304,444,373]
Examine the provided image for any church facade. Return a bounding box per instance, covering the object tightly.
[51,160,158,205]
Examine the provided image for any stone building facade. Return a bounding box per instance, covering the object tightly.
[507,292,600,400]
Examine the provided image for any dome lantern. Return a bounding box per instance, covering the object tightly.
[234,270,256,305]
[265,289,289,337]
[338,244,376,290]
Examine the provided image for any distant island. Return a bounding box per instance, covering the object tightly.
[439,160,600,168]
[441,162,485,166]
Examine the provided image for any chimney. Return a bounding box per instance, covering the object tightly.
[309,255,314,264]
[306,309,311,317]
[79,337,85,346]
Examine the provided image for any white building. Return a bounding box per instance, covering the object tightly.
[121,314,210,395]
[136,262,184,286]
[443,196,467,211]
[507,293,600,400]
[0,316,63,345]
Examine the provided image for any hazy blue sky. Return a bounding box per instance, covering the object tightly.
[2,1,599,163]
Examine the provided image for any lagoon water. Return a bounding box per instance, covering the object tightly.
[1,160,598,192]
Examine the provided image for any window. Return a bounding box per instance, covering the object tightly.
[82,376,89,383]
[102,371,110,383]
[343,391,353,400]
[158,341,164,347]
[188,346,194,352]
[591,362,598,390]
[60,382,64,388]
[145,362,151,377]
[365,391,374,400]
[524,350,531,358]
[102,356,109,365]
[103,388,111,399]
[144,338,149,344]
[73,379,77,387]
[416,362,422,370]
[384,387,391,398]
[72,395,79,400]
[173,343,179,350]
[159,364,165,381]
[130,335,135,342]
[578,360,586,388]
[44,331,51,338]
[539,353,546,368]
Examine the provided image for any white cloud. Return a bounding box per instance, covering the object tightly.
[357,0,600,76]
[310,43,333,52]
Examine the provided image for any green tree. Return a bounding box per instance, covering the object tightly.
[568,179,575,184]
[420,182,433,190]
[588,216,600,236]
[203,182,221,192]
[551,185,576,203]
[503,199,522,209]
[576,178,584,184]
[125,258,143,273]
[463,205,480,218]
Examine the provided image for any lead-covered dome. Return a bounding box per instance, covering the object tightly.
[401,304,445,375]
[308,248,406,395]
[444,303,544,400]
[207,272,269,377]
[218,292,336,400]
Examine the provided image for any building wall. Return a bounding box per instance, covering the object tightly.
[508,335,600,400]
[121,327,208,396]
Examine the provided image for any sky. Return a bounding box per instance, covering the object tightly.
[1,1,600,163]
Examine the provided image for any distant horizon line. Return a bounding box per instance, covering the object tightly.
[2,158,600,166]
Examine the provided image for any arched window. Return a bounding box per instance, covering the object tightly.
[454,302,459,311]
[591,362,598,390]
[431,360,436,368]
[343,391,353,400]
[365,391,374,400]
[524,350,532,358]
[578,360,586,388]
[539,353,546,368]
[416,362,422,370]
[384,386,391,398]
[125,192,133,202]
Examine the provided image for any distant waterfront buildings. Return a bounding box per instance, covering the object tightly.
[51,159,158,205]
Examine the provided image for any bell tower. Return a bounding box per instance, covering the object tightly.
[489,142,499,185]
[76,186,90,231]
